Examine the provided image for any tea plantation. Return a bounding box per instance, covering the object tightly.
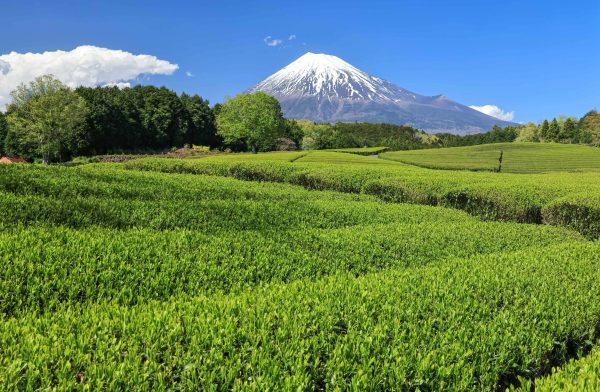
[380,142,600,173]
[1,145,600,390]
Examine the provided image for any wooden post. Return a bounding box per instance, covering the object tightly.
[497,150,503,173]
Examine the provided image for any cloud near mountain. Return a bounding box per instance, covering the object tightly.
[469,104,515,121]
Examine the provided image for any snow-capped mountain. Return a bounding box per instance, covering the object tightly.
[247,52,514,134]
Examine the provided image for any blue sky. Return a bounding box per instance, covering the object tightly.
[2,0,599,123]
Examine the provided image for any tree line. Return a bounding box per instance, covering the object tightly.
[409,112,600,149]
[0,75,221,162]
[1,75,599,163]
[513,112,600,145]
[0,75,303,163]
[297,121,435,151]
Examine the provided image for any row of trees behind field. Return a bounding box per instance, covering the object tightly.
[0,75,307,162]
[433,113,600,148]
[514,114,600,145]
[0,76,220,162]
[0,75,599,163]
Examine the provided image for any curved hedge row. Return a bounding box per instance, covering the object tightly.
[327,146,390,155]
[1,219,579,316]
[124,154,600,235]
[518,348,600,391]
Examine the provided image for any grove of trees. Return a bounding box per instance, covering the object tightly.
[299,121,434,150]
[2,75,221,163]
[74,85,220,154]
[1,76,302,162]
[514,112,600,145]
[434,125,519,148]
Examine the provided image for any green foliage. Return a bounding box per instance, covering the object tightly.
[519,348,600,391]
[179,92,220,147]
[2,238,600,390]
[327,146,390,155]
[560,117,577,142]
[75,85,219,155]
[5,75,88,163]
[435,125,518,147]
[283,119,304,147]
[540,119,550,140]
[515,122,539,142]
[299,121,433,150]
[0,111,7,156]
[491,112,600,147]
[216,92,286,152]
[547,118,561,142]
[542,192,600,239]
[578,109,600,146]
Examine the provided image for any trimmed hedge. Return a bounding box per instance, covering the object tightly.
[543,193,600,239]
[518,348,600,391]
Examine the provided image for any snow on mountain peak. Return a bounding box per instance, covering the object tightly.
[250,52,416,102]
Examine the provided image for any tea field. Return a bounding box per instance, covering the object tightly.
[380,142,600,173]
[127,149,600,236]
[1,145,600,390]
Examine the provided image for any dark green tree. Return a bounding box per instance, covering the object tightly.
[560,118,576,143]
[0,111,7,156]
[75,85,218,154]
[578,110,600,146]
[539,120,550,141]
[179,93,219,147]
[212,103,223,117]
[135,86,186,148]
[283,119,304,148]
[547,119,560,142]
[76,86,134,154]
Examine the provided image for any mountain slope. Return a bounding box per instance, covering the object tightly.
[247,53,514,135]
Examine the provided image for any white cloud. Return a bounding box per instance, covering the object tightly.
[288,34,296,40]
[186,71,194,77]
[104,82,131,89]
[469,104,515,121]
[264,36,283,47]
[0,45,178,109]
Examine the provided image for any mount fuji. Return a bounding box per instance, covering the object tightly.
[247,53,514,135]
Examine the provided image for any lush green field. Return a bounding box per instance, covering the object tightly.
[380,142,600,173]
[126,149,600,237]
[2,147,600,390]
